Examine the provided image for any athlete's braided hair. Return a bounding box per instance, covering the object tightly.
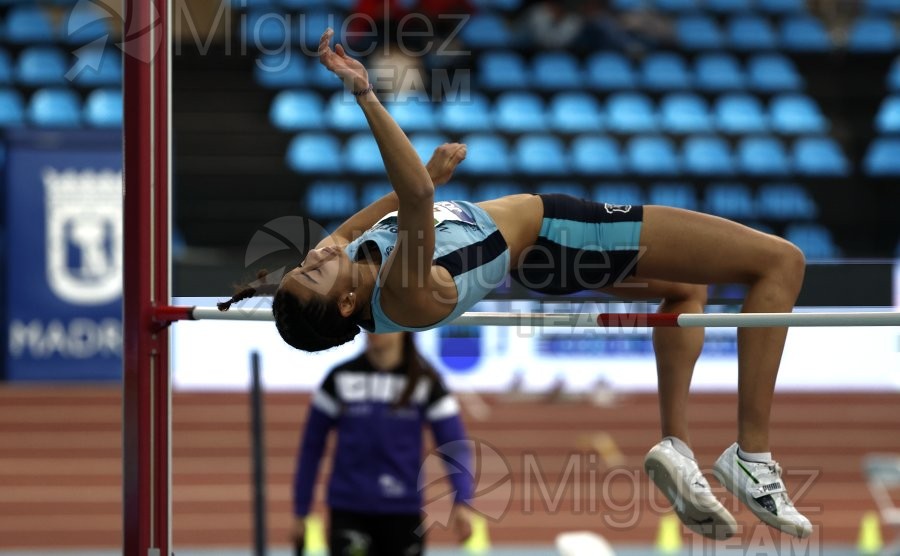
[217,270,277,311]
[218,269,362,352]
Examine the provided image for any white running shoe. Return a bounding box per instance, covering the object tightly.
[644,439,738,540]
[712,442,813,538]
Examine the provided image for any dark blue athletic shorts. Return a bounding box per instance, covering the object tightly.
[511,193,645,294]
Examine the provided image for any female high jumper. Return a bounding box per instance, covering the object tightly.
[221,29,812,540]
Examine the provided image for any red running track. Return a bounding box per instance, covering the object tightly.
[0,387,896,549]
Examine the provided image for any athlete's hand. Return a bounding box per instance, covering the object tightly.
[450,503,474,543]
[318,28,369,93]
[426,143,467,186]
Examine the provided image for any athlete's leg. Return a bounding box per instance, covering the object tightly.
[601,279,708,444]
[633,206,805,452]
[602,279,737,540]
[633,206,810,537]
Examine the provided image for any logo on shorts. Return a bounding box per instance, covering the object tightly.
[604,203,632,214]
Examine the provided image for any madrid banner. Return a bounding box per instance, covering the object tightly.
[4,130,122,381]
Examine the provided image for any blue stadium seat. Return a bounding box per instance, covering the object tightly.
[683,136,735,175]
[864,137,900,175]
[4,6,55,43]
[694,53,745,91]
[587,52,636,90]
[514,135,568,174]
[793,137,849,176]
[434,182,471,203]
[326,91,368,131]
[747,54,802,91]
[471,181,521,202]
[875,96,900,133]
[727,15,778,51]
[737,137,791,175]
[293,11,344,50]
[549,92,604,133]
[494,92,547,132]
[360,181,393,205]
[612,0,646,9]
[715,94,769,134]
[649,182,698,210]
[279,0,344,8]
[848,18,896,52]
[704,183,755,218]
[676,15,724,50]
[707,0,752,13]
[627,136,680,175]
[0,89,25,126]
[246,10,289,48]
[866,0,900,13]
[472,0,523,11]
[64,2,111,45]
[571,136,624,175]
[286,133,342,173]
[641,52,692,90]
[0,49,12,84]
[231,0,275,7]
[478,51,528,90]
[439,93,493,132]
[888,56,900,90]
[255,52,306,88]
[594,183,644,204]
[344,133,384,174]
[305,181,356,217]
[84,88,121,127]
[660,93,712,133]
[780,17,831,52]
[757,183,817,219]
[71,47,122,86]
[656,0,697,11]
[532,52,582,90]
[409,133,450,162]
[27,88,82,128]
[607,92,657,133]
[784,224,839,259]
[536,181,587,198]
[270,91,324,130]
[459,14,512,48]
[757,0,805,13]
[16,47,68,86]
[387,100,436,131]
[770,94,827,134]
[458,134,511,174]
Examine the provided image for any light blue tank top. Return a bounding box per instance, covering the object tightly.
[343,201,510,333]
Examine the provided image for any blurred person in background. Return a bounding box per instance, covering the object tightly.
[292,331,473,555]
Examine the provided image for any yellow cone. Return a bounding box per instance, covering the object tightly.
[305,515,327,554]
[464,514,491,554]
[656,513,683,554]
[857,511,883,555]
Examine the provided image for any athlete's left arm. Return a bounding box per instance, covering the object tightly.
[326,143,467,246]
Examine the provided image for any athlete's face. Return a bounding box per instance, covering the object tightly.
[281,245,352,301]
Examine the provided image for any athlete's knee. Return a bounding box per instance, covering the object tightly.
[664,282,708,306]
[768,239,806,294]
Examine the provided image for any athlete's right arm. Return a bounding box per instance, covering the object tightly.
[317,28,437,294]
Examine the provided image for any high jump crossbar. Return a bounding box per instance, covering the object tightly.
[157,306,900,328]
